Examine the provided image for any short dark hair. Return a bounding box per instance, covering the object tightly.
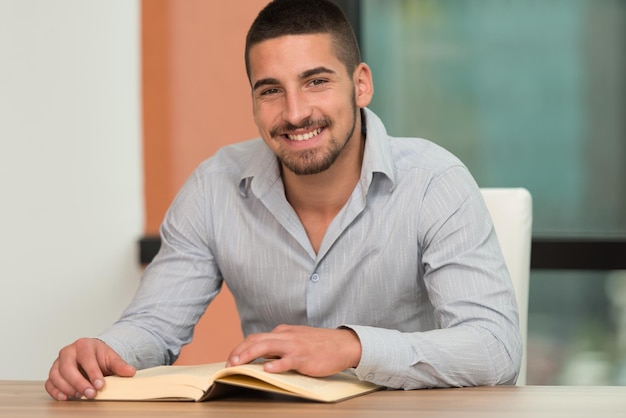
[245,0,361,80]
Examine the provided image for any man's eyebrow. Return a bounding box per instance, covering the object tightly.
[252,67,338,92]
[300,66,337,79]
[252,77,280,92]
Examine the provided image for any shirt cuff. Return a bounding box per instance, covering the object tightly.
[96,333,135,365]
[342,324,419,388]
[97,324,167,370]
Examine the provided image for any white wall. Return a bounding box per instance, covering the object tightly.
[0,0,143,380]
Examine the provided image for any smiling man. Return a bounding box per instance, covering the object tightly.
[46,0,521,401]
[248,32,373,256]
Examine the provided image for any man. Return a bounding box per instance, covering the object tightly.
[46,0,521,401]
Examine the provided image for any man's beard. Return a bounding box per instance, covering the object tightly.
[273,103,358,176]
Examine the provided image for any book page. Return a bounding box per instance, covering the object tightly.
[214,364,382,402]
[94,363,226,401]
[94,361,381,403]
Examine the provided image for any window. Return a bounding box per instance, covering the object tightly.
[349,0,626,385]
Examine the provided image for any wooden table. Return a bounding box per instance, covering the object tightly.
[2,381,626,418]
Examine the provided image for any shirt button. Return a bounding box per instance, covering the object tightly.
[311,273,320,282]
[366,373,375,380]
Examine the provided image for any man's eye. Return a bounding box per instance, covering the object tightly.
[261,88,279,96]
[310,79,327,86]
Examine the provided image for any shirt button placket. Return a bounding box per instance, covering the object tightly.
[306,271,322,326]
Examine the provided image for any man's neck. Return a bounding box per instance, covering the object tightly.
[281,133,365,253]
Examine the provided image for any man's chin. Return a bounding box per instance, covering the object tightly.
[281,156,335,176]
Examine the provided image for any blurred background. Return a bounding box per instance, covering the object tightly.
[345,0,626,385]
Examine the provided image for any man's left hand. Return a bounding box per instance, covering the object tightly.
[225,325,361,376]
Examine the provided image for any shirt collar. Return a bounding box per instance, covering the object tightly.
[360,107,396,191]
[238,139,281,199]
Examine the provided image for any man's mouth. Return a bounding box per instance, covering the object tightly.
[286,127,323,141]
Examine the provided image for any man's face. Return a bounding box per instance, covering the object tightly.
[248,34,369,176]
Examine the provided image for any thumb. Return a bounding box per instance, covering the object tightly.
[108,355,136,378]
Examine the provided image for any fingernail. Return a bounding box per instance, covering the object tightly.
[94,379,104,390]
[232,356,239,364]
[84,388,96,399]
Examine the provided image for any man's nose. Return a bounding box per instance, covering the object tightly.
[282,90,312,126]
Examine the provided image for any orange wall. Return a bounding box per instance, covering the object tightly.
[141,0,269,364]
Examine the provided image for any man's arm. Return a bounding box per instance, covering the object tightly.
[97,168,223,370]
[47,168,223,400]
[349,170,522,388]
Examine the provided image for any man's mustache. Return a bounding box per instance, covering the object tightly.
[270,118,331,137]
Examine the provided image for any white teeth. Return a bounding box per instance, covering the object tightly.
[287,128,322,141]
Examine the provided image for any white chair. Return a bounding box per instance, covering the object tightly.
[480,188,533,385]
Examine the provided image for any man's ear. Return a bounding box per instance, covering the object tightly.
[354,63,374,108]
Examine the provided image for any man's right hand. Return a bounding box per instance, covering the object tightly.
[45,337,136,401]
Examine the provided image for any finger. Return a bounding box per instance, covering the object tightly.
[45,369,72,401]
[58,360,98,398]
[263,356,298,374]
[226,332,267,365]
[71,341,110,397]
[107,355,136,378]
[227,334,289,367]
[81,340,135,394]
[45,378,69,401]
[46,358,84,400]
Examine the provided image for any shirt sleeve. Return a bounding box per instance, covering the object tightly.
[345,167,522,389]
[98,169,223,369]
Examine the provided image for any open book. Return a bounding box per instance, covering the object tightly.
[92,361,383,403]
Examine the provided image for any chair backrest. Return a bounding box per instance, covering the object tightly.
[480,188,533,385]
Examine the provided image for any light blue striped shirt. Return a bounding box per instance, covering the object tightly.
[99,108,521,389]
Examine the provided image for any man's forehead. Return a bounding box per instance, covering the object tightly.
[248,34,345,83]
[249,33,334,57]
